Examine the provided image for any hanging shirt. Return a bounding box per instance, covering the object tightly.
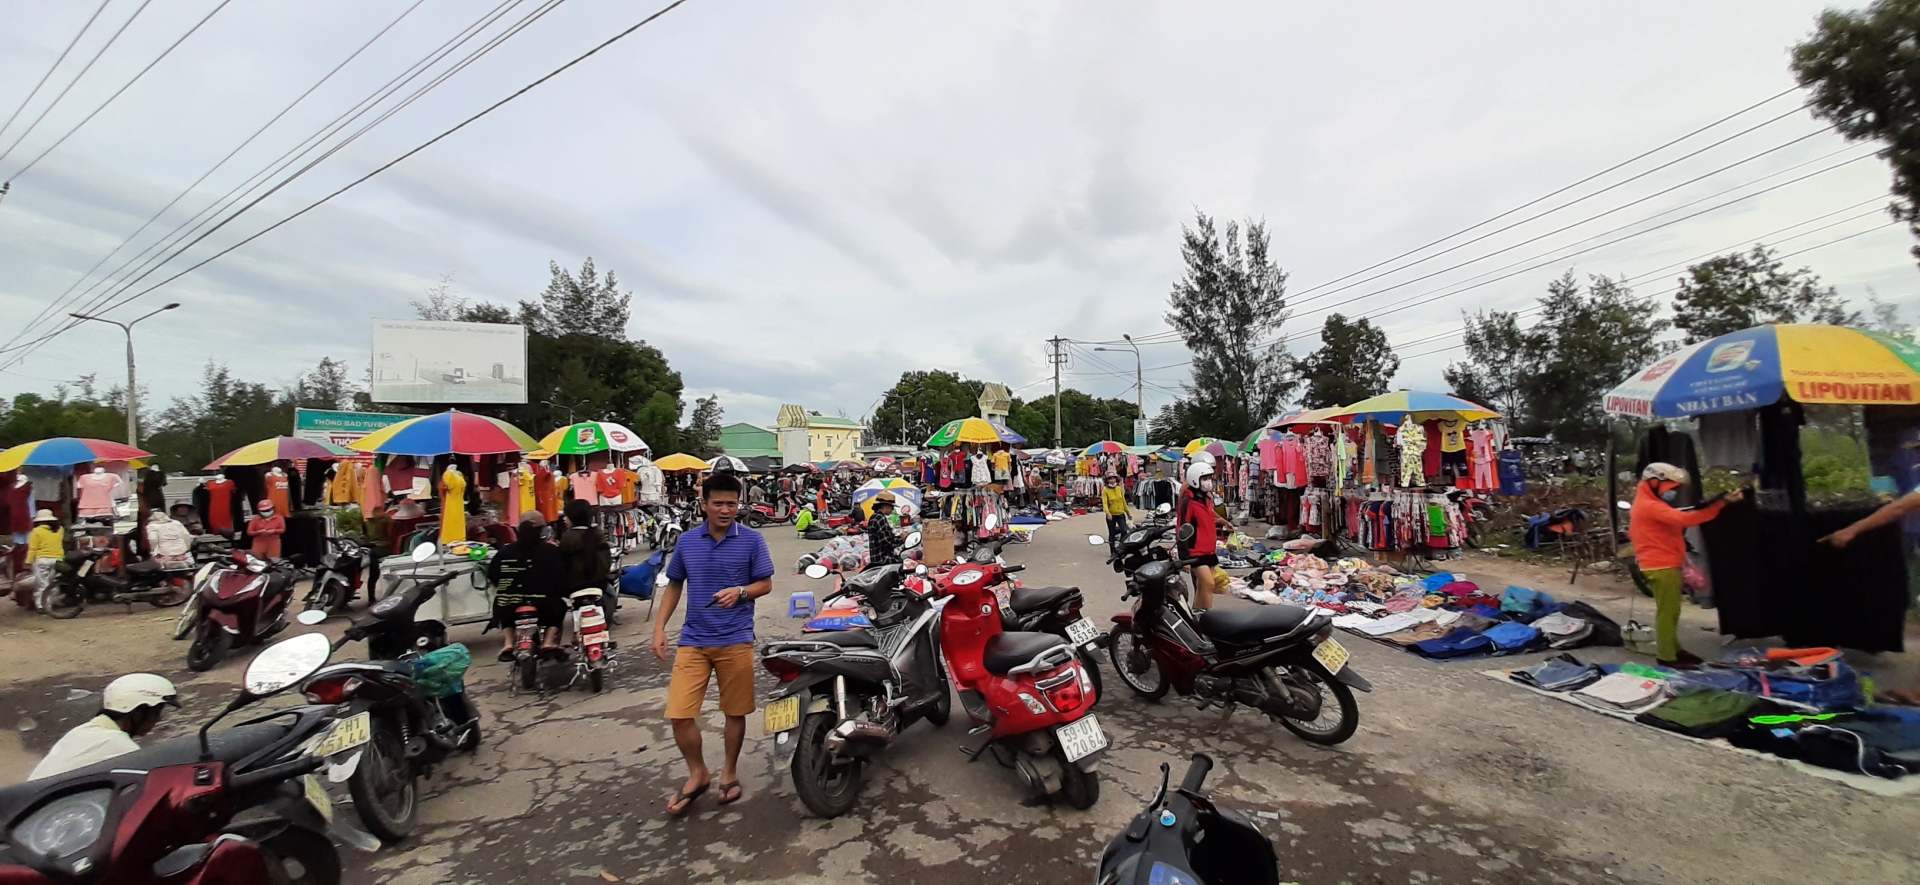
[329,465,356,505]
[619,469,639,504]
[74,472,120,517]
[439,471,467,545]
[970,453,991,485]
[991,450,1011,478]
[356,463,384,518]
[203,479,237,533]
[266,472,292,516]
[570,472,595,502]
[1497,450,1527,496]
[595,469,622,501]
[4,481,34,536]
[1435,418,1468,453]
[532,464,558,521]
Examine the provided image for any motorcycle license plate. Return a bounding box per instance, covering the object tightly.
[301,774,334,824]
[1056,714,1107,763]
[582,630,609,646]
[314,712,372,758]
[1311,638,1350,674]
[763,695,801,735]
[1064,618,1099,646]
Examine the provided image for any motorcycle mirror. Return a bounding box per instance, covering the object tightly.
[915,564,927,575]
[411,543,437,563]
[983,513,999,531]
[1087,535,1105,545]
[903,532,921,548]
[295,609,329,626]
[243,632,332,697]
[804,563,830,579]
[1155,502,1173,515]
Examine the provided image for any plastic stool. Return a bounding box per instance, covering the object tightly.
[787,591,817,619]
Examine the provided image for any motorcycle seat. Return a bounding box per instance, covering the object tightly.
[125,559,165,577]
[1196,605,1312,643]
[982,631,1067,675]
[1006,585,1077,614]
[568,588,603,602]
[806,630,878,649]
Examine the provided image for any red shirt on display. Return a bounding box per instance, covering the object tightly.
[204,479,236,533]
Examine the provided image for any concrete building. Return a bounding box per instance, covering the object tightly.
[717,422,782,463]
[776,404,866,465]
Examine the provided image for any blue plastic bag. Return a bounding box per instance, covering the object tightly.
[620,552,666,599]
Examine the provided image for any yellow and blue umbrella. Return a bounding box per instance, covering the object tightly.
[1604,323,1920,418]
[206,436,355,469]
[852,477,921,516]
[347,410,538,456]
[1323,391,1500,425]
[0,437,152,471]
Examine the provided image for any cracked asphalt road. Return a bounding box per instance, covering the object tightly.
[4,514,1918,884]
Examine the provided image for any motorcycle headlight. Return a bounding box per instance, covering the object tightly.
[15,789,111,866]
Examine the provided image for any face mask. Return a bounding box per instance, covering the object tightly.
[1660,489,1679,503]
[1199,478,1214,492]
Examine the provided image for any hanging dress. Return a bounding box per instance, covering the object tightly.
[439,471,468,545]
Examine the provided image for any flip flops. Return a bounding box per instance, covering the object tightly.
[666,780,710,816]
[715,780,742,805]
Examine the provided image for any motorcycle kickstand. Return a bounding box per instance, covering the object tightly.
[959,725,993,762]
[1213,702,1237,735]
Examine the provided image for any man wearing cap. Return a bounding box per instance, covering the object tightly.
[866,492,901,566]
[23,510,63,610]
[30,674,179,780]
[1629,462,1743,668]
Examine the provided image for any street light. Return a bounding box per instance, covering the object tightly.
[1094,334,1143,441]
[69,302,179,447]
[541,399,576,425]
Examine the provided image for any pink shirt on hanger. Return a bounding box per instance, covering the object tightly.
[74,472,120,516]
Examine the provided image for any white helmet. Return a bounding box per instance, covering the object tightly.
[1186,461,1216,487]
[1189,450,1217,469]
[1641,462,1687,485]
[103,673,180,714]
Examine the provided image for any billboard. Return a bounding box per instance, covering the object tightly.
[371,319,527,404]
[293,408,416,452]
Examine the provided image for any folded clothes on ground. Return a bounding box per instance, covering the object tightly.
[1351,612,1422,637]
[1380,621,1455,647]
[1482,621,1543,653]
[1510,653,1604,692]
[1529,612,1594,649]
[1573,673,1669,713]
[1635,689,1771,740]
[1409,627,1494,659]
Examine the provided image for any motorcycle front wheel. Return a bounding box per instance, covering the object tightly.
[349,720,418,842]
[1268,665,1359,746]
[259,827,342,885]
[1105,625,1167,700]
[186,626,230,672]
[791,711,863,818]
[40,583,84,620]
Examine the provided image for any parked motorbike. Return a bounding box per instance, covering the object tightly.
[1096,526,1369,745]
[934,528,1106,808]
[301,536,378,616]
[931,557,1105,703]
[763,546,949,818]
[40,550,192,619]
[1098,754,1278,885]
[0,633,376,884]
[744,497,800,528]
[184,551,302,672]
[293,543,481,843]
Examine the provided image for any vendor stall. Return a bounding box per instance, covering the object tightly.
[347,410,540,554]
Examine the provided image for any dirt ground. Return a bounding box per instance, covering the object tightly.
[2,514,1917,884]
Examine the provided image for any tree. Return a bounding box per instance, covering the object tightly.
[520,258,631,339]
[1670,245,1861,343]
[1161,212,1297,441]
[870,371,988,446]
[1444,310,1529,422]
[293,357,357,410]
[1006,391,1140,449]
[1148,398,1205,447]
[1794,0,1920,264]
[143,363,295,470]
[410,274,468,321]
[681,395,724,458]
[1295,314,1399,409]
[0,376,127,448]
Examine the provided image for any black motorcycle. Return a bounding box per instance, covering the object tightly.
[302,536,379,616]
[295,565,481,843]
[40,549,192,619]
[762,563,949,818]
[1098,754,1278,885]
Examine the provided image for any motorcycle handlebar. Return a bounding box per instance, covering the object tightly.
[1002,564,1025,574]
[1178,753,1214,794]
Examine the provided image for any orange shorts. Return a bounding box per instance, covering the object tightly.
[666,643,757,719]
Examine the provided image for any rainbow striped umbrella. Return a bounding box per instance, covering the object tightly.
[346,410,537,456]
[926,417,1026,447]
[206,436,355,469]
[1083,441,1124,457]
[852,477,922,516]
[0,437,152,471]
[1323,391,1500,424]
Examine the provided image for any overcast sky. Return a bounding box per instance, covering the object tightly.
[1,0,1913,432]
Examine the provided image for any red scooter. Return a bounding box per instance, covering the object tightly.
[744,497,800,528]
[183,551,300,673]
[937,558,1106,808]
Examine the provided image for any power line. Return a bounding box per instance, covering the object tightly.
[0,0,545,357]
[0,0,154,168]
[21,0,693,369]
[6,0,235,180]
[0,0,112,146]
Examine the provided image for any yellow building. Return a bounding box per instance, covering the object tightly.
[776,404,865,464]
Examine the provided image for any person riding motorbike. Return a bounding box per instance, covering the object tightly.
[866,492,901,566]
[559,499,615,621]
[487,513,568,661]
[28,673,180,780]
[1179,462,1230,611]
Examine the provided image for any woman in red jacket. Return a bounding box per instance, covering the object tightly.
[1627,462,1742,668]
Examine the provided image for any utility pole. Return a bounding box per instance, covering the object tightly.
[1095,334,1144,442]
[70,303,180,447]
[1047,336,1066,448]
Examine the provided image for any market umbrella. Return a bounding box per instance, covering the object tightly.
[781,462,819,474]
[205,436,355,469]
[1603,323,1920,418]
[707,454,750,473]
[1182,438,1230,458]
[831,459,867,471]
[535,421,649,456]
[925,417,1025,447]
[0,437,152,471]
[1083,441,1124,457]
[868,456,897,472]
[347,410,537,456]
[654,453,708,473]
[852,477,922,516]
[1322,391,1501,425]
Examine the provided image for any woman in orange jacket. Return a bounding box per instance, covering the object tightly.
[1627,462,1743,668]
